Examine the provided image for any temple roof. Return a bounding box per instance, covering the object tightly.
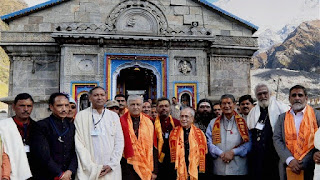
[1,0,70,22]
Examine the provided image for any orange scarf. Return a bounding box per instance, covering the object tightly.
[126,113,154,180]
[154,115,175,162]
[169,125,207,180]
[120,108,129,117]
[212,111,249,145]
[284,105,318,160]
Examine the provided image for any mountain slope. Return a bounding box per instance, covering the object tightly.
[253,20,320,72]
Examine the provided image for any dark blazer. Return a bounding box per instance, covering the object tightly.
[29,114,78,180]
[273,109,320,180]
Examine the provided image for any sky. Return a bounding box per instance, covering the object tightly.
[211,0,319,31]
[25,0,319,31]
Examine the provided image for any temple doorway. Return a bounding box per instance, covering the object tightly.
[79,93,91,111]
[180,92,192,107]
[116,65,157,100]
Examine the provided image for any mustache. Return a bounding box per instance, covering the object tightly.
[293,101,302,104]
[22,111,30,115]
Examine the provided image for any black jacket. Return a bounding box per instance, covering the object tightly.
[29,114,78,180]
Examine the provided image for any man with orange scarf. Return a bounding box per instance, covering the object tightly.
[273,85,320,180]
[120,95,158,180]
[154,97,180,180]
[169,107,207,180]
[115,94,128,117]
[206,94,251,180]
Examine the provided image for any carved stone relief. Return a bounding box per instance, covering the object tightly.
[178,60,192,74]
[212,36,258,47]
[175,57,196,75]
[106,1,168,35]
[210,56,251,63]
[115,8,158,34]
[71,55,97,75]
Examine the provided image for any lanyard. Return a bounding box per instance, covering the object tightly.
[23,124,28,143]
[92,109,105,129]
[49,117,70,143]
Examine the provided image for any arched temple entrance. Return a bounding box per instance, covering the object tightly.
[116,66,157,99]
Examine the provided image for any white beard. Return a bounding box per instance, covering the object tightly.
[292,102,306,111]
[258,99,269,108]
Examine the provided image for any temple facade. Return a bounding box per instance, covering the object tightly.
[0,0,258,119]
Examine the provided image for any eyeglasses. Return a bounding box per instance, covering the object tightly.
[70,105,76,109]
[180,115,191,119]
[116,100,125,102]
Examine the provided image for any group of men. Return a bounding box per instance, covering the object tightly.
[0,83,319,180]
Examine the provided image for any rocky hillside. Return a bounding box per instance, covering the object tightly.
[253,20,320,72]
[0,0,28,110]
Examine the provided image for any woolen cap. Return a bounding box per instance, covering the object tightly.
[106,100,119,108]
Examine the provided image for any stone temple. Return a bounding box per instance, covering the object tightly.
[0,0,258,119]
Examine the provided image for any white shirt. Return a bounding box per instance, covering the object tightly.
[91,108,122,167]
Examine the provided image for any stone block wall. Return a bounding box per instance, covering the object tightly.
[3,45,60,120]
[6,0,254,37]
[168,49,208,99]
[10,56,59,96]
[209,56,251,100]
[60,45,105,94]
[59,45,210,102]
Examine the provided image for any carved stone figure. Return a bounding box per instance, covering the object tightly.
[179,60,192,74]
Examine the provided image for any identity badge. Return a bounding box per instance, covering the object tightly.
[91,129,100,136]
[24,145,30,153]
[165,132,169,139]
[255,122,265,130]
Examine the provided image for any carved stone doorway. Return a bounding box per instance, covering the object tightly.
[116,66,157,100]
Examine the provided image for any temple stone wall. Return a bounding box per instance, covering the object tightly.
[1,0,258,120]
[168,49,208,98]
[60,45,209,99]
[4,46,60,97]
[4,46,60,120]
[209,56,251,100]
[8,0,253,37]
[60,45,104,93]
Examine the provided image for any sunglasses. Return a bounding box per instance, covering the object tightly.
[70,105,76,109]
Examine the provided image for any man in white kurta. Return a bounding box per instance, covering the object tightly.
[0,93,35,180]
[75,86,124,180]
[0,118,32,180]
